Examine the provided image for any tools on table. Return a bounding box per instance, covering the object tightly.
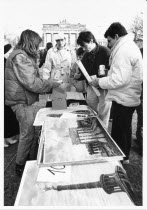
[44,166,139,205]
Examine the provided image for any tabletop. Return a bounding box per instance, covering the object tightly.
[15,95,135,207]
[14,160,134,206]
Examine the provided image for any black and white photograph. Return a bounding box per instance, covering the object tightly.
[0,0,146,208]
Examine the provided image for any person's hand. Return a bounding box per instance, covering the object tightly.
[59,82,70,90]
[89,77,100,88]
[52,79,63,88]
[74,72,81,79]
[98,69,108,77]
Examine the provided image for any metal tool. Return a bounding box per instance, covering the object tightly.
[44,166,139,205]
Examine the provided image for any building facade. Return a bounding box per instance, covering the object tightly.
[42,20,86,48]
[96,39,107,47]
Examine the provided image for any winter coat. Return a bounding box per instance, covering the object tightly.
[5,49,53,106]
[99,33,143,107]
[43,45,76,80]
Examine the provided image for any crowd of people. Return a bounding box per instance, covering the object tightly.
[4,22,143,176]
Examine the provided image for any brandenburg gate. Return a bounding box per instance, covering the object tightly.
[42,19,86,48]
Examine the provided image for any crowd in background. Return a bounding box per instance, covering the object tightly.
[4,22,143,176]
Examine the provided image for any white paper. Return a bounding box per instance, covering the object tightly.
[37,165,71,183]
[47,91,85,102]
[66,91,85,100]
[33,108,51,126]
[76,60,100,96]
[33,105,92,126]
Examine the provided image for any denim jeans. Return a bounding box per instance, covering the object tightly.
[11,103,42,165]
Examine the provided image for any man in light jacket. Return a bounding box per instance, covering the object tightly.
[42,33,76,83]
[90,22,143,164]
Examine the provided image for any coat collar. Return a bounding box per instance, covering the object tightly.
[110,33,134,64]
[53,44,70,52]
[111,33,134,55]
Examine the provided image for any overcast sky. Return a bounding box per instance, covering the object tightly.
[0,0,145,39]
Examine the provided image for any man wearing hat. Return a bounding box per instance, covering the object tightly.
[42,32,76,85]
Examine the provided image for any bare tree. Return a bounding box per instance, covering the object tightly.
[4,32,19,47]
[130,12,143,41]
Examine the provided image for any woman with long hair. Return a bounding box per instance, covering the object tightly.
[5,29,62,176]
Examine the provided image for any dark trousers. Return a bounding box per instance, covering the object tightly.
[136,98,143,141]
[4,105,19,138]
[111,101,136,159]
[136,83,143,141]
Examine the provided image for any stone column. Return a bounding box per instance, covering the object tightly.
[44,33,47,47]
[50,33,53,43]
[69,33,71,46]
[42,33,45,47]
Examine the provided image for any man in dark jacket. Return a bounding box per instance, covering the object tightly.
[76,31,111,128]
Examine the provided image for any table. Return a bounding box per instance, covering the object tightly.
[14,160,134,206]
[14,92,135,206]
[46,91,87,107]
